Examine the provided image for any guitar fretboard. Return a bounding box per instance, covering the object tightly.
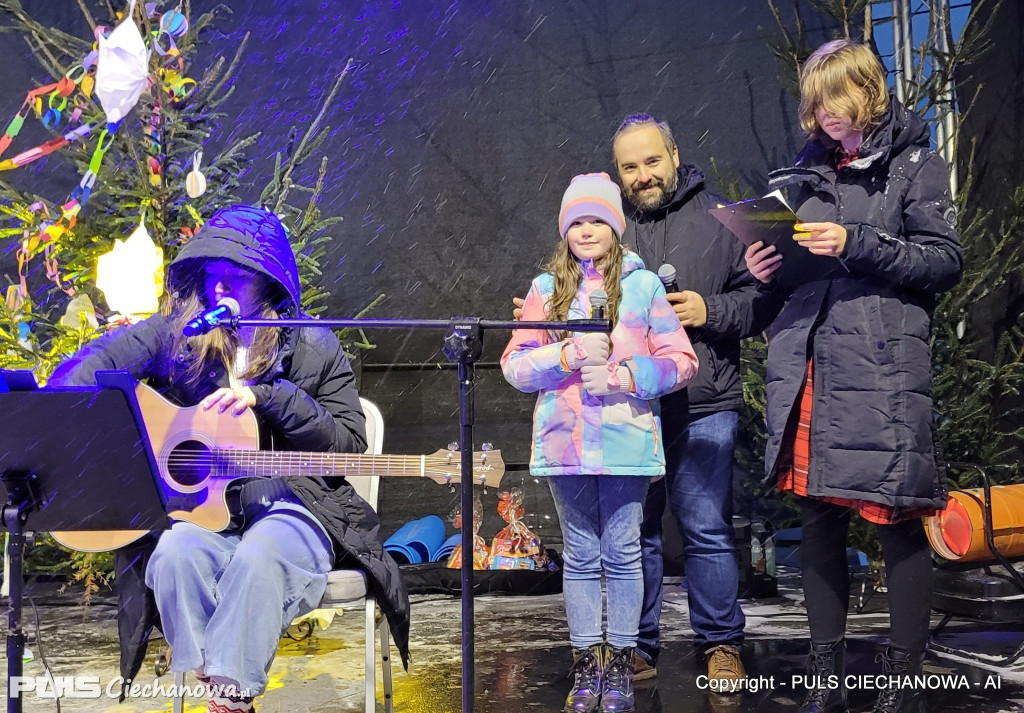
[213,451,431,478]
[200,450,495,485]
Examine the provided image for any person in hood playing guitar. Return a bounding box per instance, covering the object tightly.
[50,205,410,713]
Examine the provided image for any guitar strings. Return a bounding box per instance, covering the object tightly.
[161,452,494,478]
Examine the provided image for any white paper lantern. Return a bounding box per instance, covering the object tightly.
[96,221,164,316]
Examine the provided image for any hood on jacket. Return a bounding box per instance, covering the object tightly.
[859,96,930,158]
[168,205,301,313]
[618,249,646,276]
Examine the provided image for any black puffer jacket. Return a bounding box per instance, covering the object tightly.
[622,165,779,422]
[762,97,963,508]
[49,206,411,682]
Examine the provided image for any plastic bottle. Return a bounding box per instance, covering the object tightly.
[751,527,765,573]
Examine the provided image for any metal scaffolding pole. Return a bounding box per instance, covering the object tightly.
[892,0,959,199]
[929,0,959,197]
[892,0,914,103]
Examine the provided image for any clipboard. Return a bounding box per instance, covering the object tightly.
[708,190,849,287]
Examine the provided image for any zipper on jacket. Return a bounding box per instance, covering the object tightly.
[650,410,659,457]
[706,346,721,384]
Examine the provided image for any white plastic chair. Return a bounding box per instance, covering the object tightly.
[173,397,393,713]
[337,397,394,713]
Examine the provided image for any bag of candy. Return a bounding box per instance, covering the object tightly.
[489,488,547,570]
[447,495,491,570]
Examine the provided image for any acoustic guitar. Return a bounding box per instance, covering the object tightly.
[51,383,505,552]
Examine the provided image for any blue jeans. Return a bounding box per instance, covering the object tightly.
[638,410,744,663]
[145,501,334,695]
[549,475,649,650]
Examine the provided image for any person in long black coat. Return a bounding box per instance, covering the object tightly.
[49,205,410,712]
[745,40,962,713]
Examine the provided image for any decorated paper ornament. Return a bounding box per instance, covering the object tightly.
[152,8,190,56]
[59,293,100,330]
[4,285,34,350]
[94,0,151,124]
[185,149,207,197]
[96,219,164,316]
[160,9,189,36]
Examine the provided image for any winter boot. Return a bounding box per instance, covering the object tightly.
[564,643,604,713]
[600,644,635,713]
[798,639,848,713]
[870,647,927,713]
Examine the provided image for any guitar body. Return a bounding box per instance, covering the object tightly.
[51,382,505,553]
[52,384,260,552]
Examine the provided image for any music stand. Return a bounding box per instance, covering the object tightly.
[1,370,169,713]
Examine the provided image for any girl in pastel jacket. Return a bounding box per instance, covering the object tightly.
[501,173,697,713]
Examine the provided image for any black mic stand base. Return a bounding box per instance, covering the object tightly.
[3,474,35,713]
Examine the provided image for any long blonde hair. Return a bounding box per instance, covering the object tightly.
[165,270,284,383]
[798,39,889,142]
[543,237,624,341]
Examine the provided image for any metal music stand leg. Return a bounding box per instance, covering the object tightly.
[443,318,484,713]
[3,474,36,713]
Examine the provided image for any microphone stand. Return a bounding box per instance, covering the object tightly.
[228,314,611,713]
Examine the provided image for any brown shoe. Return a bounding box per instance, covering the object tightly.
[632,651,656,681]
[705,644,745,692]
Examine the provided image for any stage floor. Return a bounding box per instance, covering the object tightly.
[3,568,1024,712]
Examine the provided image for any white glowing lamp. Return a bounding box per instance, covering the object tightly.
[96,221,165,316]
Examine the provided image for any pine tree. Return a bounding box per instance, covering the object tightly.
[0,1,379,376]
[0,0,378,593]
[0,1,256,375]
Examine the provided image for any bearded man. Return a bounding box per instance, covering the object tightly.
[612,114,777,688]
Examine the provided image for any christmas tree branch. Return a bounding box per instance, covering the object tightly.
[272,58,354,213]
[22,34,62,79]
[208,31,249,101]
[0,2,90,60]
[76,0,97,32]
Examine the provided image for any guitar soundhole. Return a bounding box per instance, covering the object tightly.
[167,440,214,487]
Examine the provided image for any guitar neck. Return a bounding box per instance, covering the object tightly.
[213,451,432,479]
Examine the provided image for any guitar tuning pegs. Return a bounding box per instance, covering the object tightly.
[449,483,456,494]
[447,441,460,452]
[481,442,493,451]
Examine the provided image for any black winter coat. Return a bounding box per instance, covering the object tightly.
[48,207,411,686]
[763,97,963,508]
[622,165,780,423]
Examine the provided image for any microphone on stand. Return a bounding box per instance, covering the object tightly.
[183,298,240,336]
[589,289,609,320]
[658,264,680,293]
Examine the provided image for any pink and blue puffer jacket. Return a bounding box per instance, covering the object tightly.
[502,251,698,476]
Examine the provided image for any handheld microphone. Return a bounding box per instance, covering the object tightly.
[658,264,680,293]
[589,289,609,320]
[183,298,240,337]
